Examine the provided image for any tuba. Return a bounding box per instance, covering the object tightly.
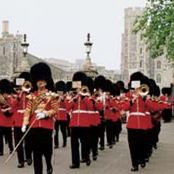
[22,81,32,92]
[138,84,149,96]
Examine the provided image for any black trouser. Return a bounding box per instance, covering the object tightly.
[66,113,71,137]
[90,126,99,157]
[54,120,67,147]
[162,109,172,122]
[152,122,161,145]
[113,119,122,142]
[146,129,153,158]
[106,120,113,145]
[127,129,147,168]
[70,127,90,166]
[30,128,53,174]
[14,127,32,164]
[98,121,106,148]
[0,126,13,154]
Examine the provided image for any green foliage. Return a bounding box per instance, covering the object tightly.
[133,0,174,61]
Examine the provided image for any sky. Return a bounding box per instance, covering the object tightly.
[0,0,147,70]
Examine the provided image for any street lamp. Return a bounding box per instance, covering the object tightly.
[84,33,93,58]
[83,33,98,79]
[21,34,29,57]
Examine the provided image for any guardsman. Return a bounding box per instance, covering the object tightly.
[94,75,107,151]
[161,87,172,122]
[13,72,33,168]
[21,63,58,174]
[54,81,67,148]
[66,72,93,169]
[0,79,14,156]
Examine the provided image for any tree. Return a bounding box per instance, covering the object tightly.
[133,0,174,61]
[133,0,174,117]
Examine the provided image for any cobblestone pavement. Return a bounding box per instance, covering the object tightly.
[0,121,174,174]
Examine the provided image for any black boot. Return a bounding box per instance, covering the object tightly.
[131,165,138,172]
[47,167,53,174]
[86,159,91,166]
[69,164,80,169]
[17,162,24,168]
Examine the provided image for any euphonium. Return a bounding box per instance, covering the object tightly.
[138,84,149,96]
[22,81,32,92]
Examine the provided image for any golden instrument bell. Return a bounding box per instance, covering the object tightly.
[22,81,32,92]
[139,84,149,96]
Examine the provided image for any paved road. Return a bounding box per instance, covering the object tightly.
[0,121,174,174]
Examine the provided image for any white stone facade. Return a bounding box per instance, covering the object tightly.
[121,8,173,88]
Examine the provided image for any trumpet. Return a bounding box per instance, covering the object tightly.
[138,84,149,96]
[93,91,100,98]
[79,86,90,96]
[22,81,32,92]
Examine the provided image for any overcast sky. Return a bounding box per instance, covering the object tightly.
[0,0,147,70]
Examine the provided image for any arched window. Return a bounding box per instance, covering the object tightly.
[156,74,161,83]
[157,61,161,69]
[140,60,143,68]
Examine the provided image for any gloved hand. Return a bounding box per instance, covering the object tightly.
[21,124,27,133]
[36,113,46,120]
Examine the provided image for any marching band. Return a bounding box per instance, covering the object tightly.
[0,63,173,174]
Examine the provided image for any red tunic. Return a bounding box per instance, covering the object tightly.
[24,91,58,130]
[54,96,67,121]
[66,95,93,127]
[0,96,16,127]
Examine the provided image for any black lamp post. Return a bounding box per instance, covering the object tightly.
[84,33,93,58]
[21,34,29,57]
[83,33,98,79]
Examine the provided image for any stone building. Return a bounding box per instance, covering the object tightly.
[0,21,67,82]
[121,8,173,88]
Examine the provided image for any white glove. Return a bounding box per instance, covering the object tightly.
[36,113,46,120]
[21,124,27,133]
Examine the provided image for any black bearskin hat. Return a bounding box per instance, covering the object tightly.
[72,72,88,87]
[0,79,13,94]
[113,83,120,96]
[128,71,145,90]
[30,62,54,91]
[87,77,94,94]
[65,81,72,92]
[154,85,160,97]
[162,87,171,96]
[94,75,106,91]
[55,81,66,94]
[116,80,128,93]
[104,79,113,92]
[117,81,125,90]
[18,72,31,82]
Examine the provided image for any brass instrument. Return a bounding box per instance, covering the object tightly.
[93,91,100,98]
[79,86,90,96]
[138,84,149,96]
[22,81,32,92]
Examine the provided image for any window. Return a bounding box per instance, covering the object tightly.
[156,74,161,83]
[157,61,161,69]
[140,60,143,68]
[140,47,143,54]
